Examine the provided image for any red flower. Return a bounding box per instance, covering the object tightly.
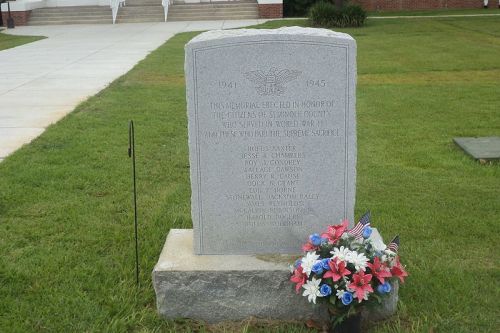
[348,270,374,302]
[301,242,318,252]
[321,219,349,244]
[391,256,408,283]
[290,266,308,293]
[367,256,392,284]
[324,258,351,282]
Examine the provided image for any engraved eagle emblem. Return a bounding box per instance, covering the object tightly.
[244,67,302,96]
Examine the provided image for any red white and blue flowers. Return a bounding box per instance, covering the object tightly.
[290,212,408,319]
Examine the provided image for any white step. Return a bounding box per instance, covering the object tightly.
[168,14,258,21]
[167,1,258,21]
[168,11,258,18]
[27,19,112,25]
[33,6,111,13]
[30,13,111,19]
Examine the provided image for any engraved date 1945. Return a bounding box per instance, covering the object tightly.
[306,79,326,87]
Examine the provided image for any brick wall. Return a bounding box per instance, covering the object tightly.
[350,0,484,11]
[1,10,31,26]
[258,4,283,18]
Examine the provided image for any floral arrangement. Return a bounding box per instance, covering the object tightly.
[290,212,408,327]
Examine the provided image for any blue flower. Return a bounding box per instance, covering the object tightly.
[362,226,372,239]
[320,284,332,296]
[341,291,353,305]
[309,233,322,246]
[294,259,302,268]
[321,258,331,271]
[377,282,392,294]
[311,262,324,275]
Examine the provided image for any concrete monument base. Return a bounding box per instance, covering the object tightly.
[153,229,398,324]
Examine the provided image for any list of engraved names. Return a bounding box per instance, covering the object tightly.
[204,98,343,229]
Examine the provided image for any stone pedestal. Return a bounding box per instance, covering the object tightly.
[153,229,398,324]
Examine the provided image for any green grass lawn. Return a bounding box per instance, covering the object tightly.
[0,31,45,51]
[0,16,499,333]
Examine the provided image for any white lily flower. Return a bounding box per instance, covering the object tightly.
[302,277,322,304]
[301,252,320,277]
[346,250,369,271]
[331,246,351,262]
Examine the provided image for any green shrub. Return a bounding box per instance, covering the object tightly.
[344,4,367,27]
[309,1,338,27]
[309,1,367,28]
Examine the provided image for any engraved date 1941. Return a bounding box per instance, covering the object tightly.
[306,79,326,87]
[218,81,237,89]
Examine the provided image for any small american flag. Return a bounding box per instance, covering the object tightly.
[348,211,371,238]
[387,235,400,253]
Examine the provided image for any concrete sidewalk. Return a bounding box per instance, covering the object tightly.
[0,20,268,162]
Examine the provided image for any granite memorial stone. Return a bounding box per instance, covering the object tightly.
[185,27,357,254]
[153,27,397,324]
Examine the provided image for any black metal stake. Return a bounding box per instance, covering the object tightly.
[128,120,139,287]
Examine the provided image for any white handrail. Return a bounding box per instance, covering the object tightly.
[162,0,172,22]
[110,0,125,24]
